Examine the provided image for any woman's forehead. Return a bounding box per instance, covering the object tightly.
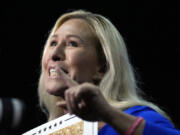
[53,18,98,44]
[56,19,93,36]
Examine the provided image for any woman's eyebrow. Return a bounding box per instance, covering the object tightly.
[66,34,84,42]
[50,34,85,43]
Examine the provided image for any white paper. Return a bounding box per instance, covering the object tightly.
[23,114,98,135]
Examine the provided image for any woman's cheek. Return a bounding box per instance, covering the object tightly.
[66,51,87,75]
[42,50,52,70]
[66,50,85,65]
[42,55,48,71]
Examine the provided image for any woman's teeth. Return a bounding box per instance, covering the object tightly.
[50,69,58,77]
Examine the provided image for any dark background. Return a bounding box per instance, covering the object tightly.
[0,1,179,134]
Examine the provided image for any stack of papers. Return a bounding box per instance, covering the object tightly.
[23,113,98,135]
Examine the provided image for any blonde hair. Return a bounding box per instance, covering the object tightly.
[38,10,171,121]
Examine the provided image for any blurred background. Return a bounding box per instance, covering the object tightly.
[0,1,179,134]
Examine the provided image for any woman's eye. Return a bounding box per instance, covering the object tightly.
[50,41,57,46]
[68,41,78,47]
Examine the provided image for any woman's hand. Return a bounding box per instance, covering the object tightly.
[56,82,111,122]
[54,73,145,135]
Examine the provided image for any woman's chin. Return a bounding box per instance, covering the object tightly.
[45,83,68,97]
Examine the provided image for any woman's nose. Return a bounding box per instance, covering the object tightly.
[51,43,65,61]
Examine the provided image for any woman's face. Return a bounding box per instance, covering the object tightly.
[42,18,102,95]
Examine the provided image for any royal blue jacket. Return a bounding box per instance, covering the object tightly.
[98,105,180,135]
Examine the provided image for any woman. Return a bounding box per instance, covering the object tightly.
[38,10,180,135]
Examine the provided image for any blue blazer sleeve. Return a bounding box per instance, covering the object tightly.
[143,121,180,135]
[98,106,180,135]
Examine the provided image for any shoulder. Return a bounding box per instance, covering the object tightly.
[124,105,174,128]
[99,105,178,135]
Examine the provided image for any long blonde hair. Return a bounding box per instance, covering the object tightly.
[38,10,171,121]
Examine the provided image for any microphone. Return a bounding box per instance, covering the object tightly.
[0,98,26,130]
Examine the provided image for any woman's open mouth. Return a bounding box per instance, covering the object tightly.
[48,66,69,79]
